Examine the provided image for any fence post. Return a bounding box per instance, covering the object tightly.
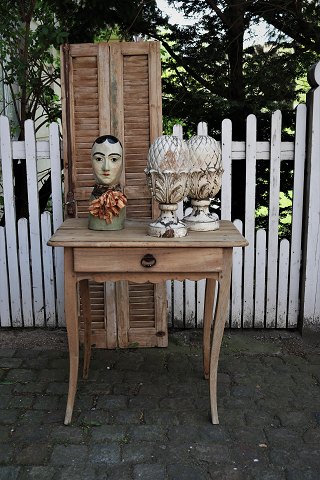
[300,62,320,337]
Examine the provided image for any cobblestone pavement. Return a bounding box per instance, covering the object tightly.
[0,329,319,480]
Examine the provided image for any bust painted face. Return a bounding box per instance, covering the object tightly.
[91,135,123,186]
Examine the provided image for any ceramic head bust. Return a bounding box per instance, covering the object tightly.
[88,135,127,231]
[91,135,123,186]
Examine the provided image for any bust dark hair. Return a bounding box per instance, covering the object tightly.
[92,135,122,147]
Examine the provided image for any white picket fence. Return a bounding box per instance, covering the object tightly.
[0,95,319,331]
[168,107,306,329]
[0,117,64,328]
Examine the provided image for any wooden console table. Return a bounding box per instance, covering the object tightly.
[48,218,248,425]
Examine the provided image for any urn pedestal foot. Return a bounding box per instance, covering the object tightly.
[183,199,219,232]
[148,204,187,238]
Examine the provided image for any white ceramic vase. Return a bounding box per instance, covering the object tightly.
[145,135,191,237]
[183,135,223,231]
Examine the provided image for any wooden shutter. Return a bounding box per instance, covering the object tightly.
[61,41,167,348]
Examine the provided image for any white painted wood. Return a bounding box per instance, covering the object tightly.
[221,119,232,220]
[266,110,282,328]
[185,280,196,327]
[166,280,172,327]
[231,219,243,327]
[243,115,256,328]
[173,281,184,328]
[197,122,208,136]
[301,65,320,332]
[172,124,185,327]
[25,119,45,326]
[0,115,22,326]
[288,104,307,327]
[49,122,64,325]
[41,212,56,327]
[277,239,290,328]
[17,219,33,326]
[229,141,294,161]
[196,279,205,327]
[0,227,11,327]
[255,229,267,328]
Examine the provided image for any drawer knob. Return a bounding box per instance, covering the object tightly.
[141,254,156,268]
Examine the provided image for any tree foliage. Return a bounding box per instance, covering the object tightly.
[0,0,67,138]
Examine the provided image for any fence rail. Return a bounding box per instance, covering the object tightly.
[0,98,318,331]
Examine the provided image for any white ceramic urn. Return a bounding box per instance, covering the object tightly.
[145,135,191,237]
[183,135,223,231]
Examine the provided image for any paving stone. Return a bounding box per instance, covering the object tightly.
[0,409,19,425]
[13,383,45,394]
[113,409,145,425]
[5,370,37,382]
[128,395,160,409]
[0,443,14,464]
[91,425,127,443]
[302,427,320,443]
[17,466,56,480]
[244,466,286,479]
[97,394,127,410]
[50,445,88,465]
[167,463,210,480]
[45,382,68,394]
[76,410,111,426]
[9,395,34,409]
[15,443,51,465]
[0,396,10,408]
[129,425,167,442]
[133,463,166,480]
[50,425,85,444]
[89,443,121,464]
[54,465,97,480]
[277,410,312,428]
[286,468,320,480]
[122,442,155,463]
[37,369,68,382]
[229,427,267,444]
[0,466,20,480]
[144,409,180,426]
[264,427,302,446]
[207,465,244,480]
[168,425,231,443]
[12,425,51,445]
[189,442,231,463]
[99,464,132,480]
[32,395,61,410]
[0,358,23,368]
[0,349,16,358]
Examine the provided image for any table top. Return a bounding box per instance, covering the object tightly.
[48,218,248,249]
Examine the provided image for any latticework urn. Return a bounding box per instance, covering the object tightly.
[145,135,191,237]
[183,135,223,231]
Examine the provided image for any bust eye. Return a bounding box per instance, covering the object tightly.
[95,157,102,162]
[111,157,118,163]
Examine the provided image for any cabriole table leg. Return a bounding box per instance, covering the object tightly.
[209,249,232,424]
[64,248,79,425]
[203,278,217,380]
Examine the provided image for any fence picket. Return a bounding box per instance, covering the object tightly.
[196,280,206,327]
[17,219,33,326]
[243,115,256,327]
[49,122,64,325]
[277,239,290,327]
[41,212,56,326]
[221,119,232,220]
[266,111,282,327]
[255,229,267,328]
[25,120,45,326]
[0,227,10,326]
[172,124,184,327]
[0,115,22,326]
[288,104,307,327]
[231,219,243,327]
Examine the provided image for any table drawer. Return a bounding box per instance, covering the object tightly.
[73,247,223,273]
